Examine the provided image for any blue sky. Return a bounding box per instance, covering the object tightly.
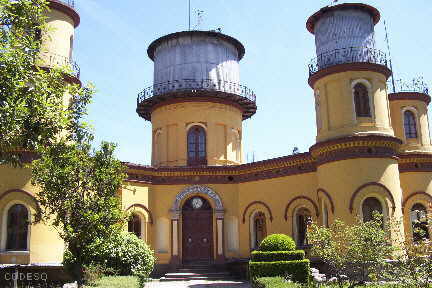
[72,0,432,165]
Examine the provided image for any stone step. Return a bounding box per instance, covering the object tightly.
[166,272,231,278]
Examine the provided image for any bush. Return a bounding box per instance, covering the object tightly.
[251,250,305,262]
[249,259,310,283]
[64,232,155,283]
[259,234,296,251]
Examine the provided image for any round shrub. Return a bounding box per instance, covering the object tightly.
[259,234,296,251]
[64,231,155,281]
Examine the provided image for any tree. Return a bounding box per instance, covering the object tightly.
[31,140,128,284]
[0,0,92,167]
[308,215,395,288]
[387,207,432,288]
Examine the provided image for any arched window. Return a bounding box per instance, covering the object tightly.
[128,213,141,238]
[410,203,429,242]
[362,197,383,222]
[295,208,312,247]
[404,110,418,139]
[6,204,29,251]
[69,35,74,60]
[187,126,207,166]
[354,83,371,117]
[250,211,266,250]
[323,204,329,228]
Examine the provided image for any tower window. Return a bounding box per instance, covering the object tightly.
[69,35,74,60]
[187,126,207,166]
[404,110,418,139]
[6,204,29,251]
[354,83,371,117]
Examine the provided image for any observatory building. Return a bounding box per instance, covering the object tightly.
[1,1,432,277]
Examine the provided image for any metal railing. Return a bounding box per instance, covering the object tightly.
[137,79,256,104]
[388,77,429,95]
[52,0,75,8]
[308,47,389,76]
[38,52,80,79]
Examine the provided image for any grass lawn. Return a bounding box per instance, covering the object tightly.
[254,277,432,288]
[83,276,139,288]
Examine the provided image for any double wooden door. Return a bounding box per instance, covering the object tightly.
[182,209,213,262]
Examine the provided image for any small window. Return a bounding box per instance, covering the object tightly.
[354,83,371,117]
[128,214,141,238]
[6,204,29,251]
[69,35,74,60]
[187,126,207,166]
[404,110,418,139]
[410,203,429,242]
[362,197,383,222]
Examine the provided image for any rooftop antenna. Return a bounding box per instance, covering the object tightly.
[193,9,204,30]
[384,20,396,93]
[188,0,191,31]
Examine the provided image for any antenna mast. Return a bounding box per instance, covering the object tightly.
[188,0,191,31]
[384,20,396,93]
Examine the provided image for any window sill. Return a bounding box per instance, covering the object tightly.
[0,251,30,255]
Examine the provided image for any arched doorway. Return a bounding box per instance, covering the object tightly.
[182,196,213,263]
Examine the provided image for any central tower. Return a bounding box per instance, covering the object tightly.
[137,31,256,167]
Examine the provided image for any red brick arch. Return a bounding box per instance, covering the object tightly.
[126,204,153,224]
[284,196,319,220]
[402,191,432,210]
[0,189,42,220]
[242,201,273,223]
[317,188,335,213]
[349,182,396,214]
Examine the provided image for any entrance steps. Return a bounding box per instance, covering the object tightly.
[160,263,234,281]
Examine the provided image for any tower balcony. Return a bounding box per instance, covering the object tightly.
[308,47,392,87]
[50,0,75,8]
[388,77,430,104]
[136,79,257,121]
[38,52,80,80]
[308,47,390,76]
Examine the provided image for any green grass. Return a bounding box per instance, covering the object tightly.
[253,277,432,288]
[83,276,139,288]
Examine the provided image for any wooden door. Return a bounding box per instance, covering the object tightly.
[182,197,213,262]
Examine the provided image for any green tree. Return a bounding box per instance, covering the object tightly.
[0,0,92,167]
[308,215,395,288]
[31,140,128,285]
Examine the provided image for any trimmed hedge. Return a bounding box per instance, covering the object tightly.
[249,259,310,284]
[259,234,296,252]
[251,250,305,262]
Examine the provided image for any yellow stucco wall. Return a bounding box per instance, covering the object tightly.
[400,172,432,239]
[314,71,394,142]
[0,166,64,264]
[389,99,432,153]
[151,101,243,167]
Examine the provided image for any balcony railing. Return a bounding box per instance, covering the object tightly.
[388,77,429,95]
[137,79,256,104]
[38,52,80,79]
[51,0,75,8]
[308,47,389,76]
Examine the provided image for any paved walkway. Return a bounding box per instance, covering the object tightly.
[145,280,251,288]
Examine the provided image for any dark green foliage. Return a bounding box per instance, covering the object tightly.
[63,232,155,284]
[249,260,310,284]
[0,0,94,167]
[251,250,305,262]
[259,234,296,251]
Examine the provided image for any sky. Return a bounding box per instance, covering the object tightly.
[71,0,432,165]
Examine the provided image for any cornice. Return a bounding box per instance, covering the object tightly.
[398,153,432,172]
[125,153,316,184]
